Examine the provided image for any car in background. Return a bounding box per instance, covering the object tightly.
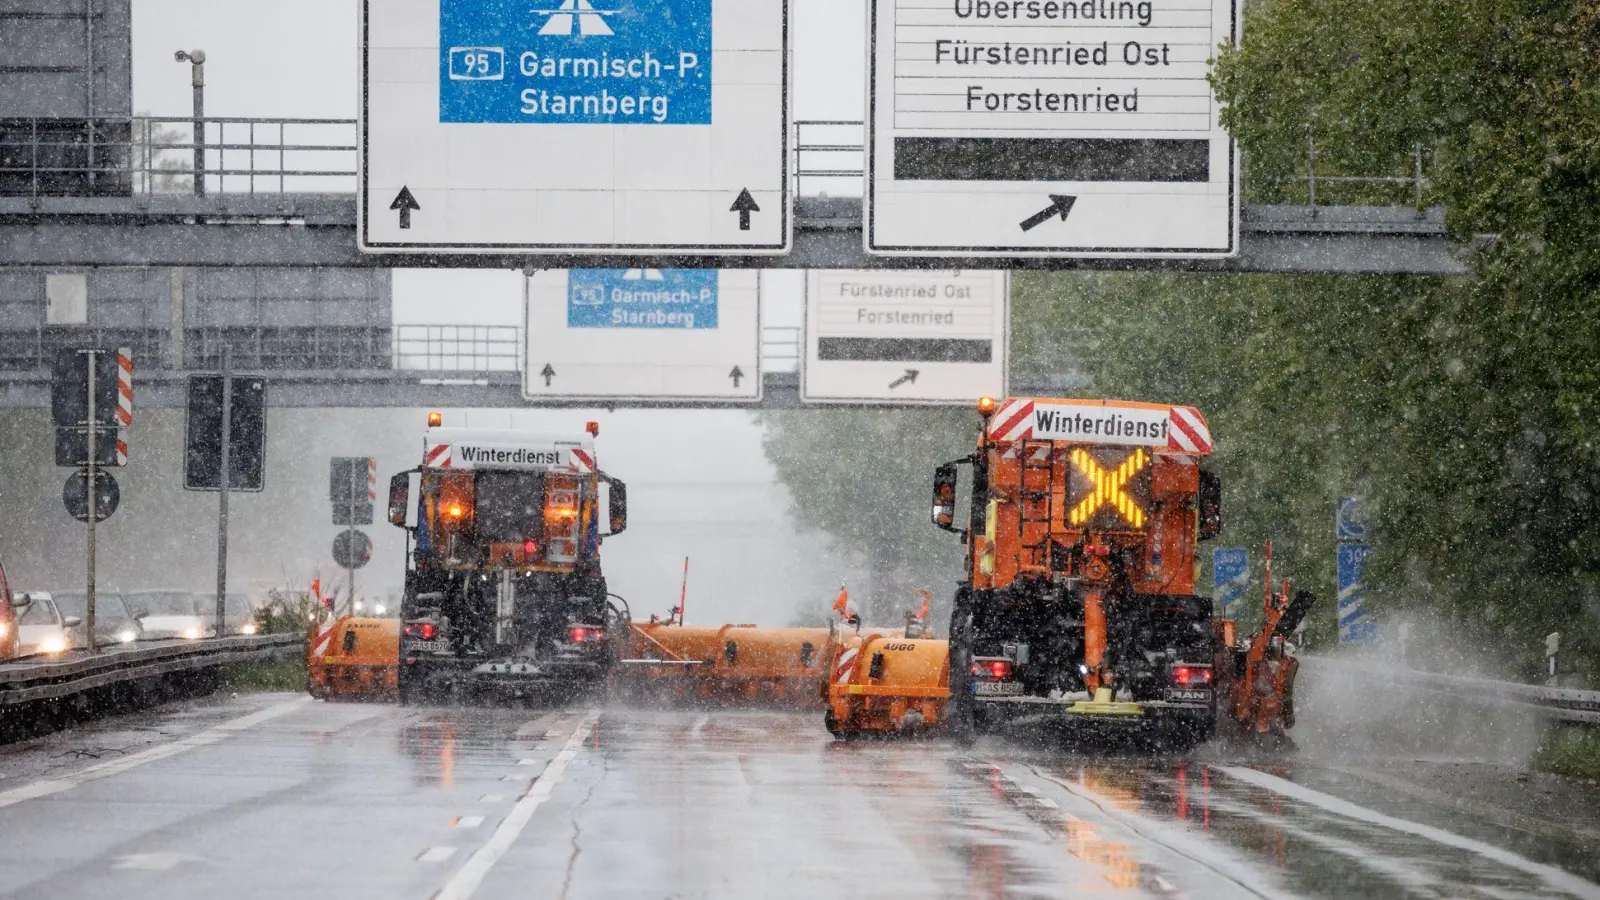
[224,593,259,635]
[13,592,80,657]
[124,590,211,640]
[0,557,18,660]
[54,590,144,649]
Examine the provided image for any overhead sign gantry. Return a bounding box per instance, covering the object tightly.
[864,0,1240,258]
[359,0,791,255]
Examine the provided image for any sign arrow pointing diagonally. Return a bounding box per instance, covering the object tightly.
[540,363,556,387]
[390,186,421,229]
[888,369,919,390]
[729,365,744,388]
[730,189,760,232]
[1018,195,1076,233]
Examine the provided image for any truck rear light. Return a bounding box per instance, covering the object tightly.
[974,658,1012,679]
[405,623,437,640]
[569,626,605,643]
[523,540,537,554]
[1173,665,1212,687]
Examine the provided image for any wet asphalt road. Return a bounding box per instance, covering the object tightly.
[0,694,1597,900]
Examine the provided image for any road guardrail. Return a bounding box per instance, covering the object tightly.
[0,634,303,706]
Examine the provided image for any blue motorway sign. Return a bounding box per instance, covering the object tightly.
[1336,496,1368,542]
[1337,543,1376,643]
[439,0,712,125]
[1212,548,1249,617]
[568,269,718,329]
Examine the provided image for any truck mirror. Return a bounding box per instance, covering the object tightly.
[608,479,628,535]
[388,472,411,528]
[932,463,960,532]
[1198,470,1223,541]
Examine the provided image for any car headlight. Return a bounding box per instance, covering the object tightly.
[182,627,202,640]
[241,622,258,635]
[0,622,8,638]
[117,630,137,644]
[39,636,66,654]
[374,604,387,616]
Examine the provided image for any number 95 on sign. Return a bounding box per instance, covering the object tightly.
[449,47,505,81]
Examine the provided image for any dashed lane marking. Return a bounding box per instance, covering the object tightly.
[479,795,505,803]
[452,816,485,829]
[434,709,600,900]
[419,847,458,863]
[0,698,308,811]
[1219,766,1600,900]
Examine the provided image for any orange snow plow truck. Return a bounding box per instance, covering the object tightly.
[826,397,1314,747]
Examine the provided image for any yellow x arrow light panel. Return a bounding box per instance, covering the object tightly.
[1067,447,1152,530]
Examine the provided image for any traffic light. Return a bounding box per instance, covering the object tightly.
[184,374,267,492]
[330,457,375,526]
[50,348,119,429]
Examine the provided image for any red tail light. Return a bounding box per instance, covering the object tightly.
[523,540,537,554]
[1173,665,1212,687]
[405,623,437,640]
[569,626,605,644]
[973,659,1012,679]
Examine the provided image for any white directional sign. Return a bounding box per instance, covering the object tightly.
[803,270,1008,405]
[525,269,761,402]
[360,0,790,254]
[865,0,1239,258]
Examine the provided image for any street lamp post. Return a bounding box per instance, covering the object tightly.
[174,49,206,197]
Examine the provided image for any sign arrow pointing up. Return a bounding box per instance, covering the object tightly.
[729,365,745,388]
[888,369,919,390]
[539,363,556,387]
[730,189,760,231]
[390,186,421,229]
[1019,195,1076,233]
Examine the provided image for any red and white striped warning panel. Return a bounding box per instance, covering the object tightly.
[987,398,1213,456]
[833,646,860,685]
[115,348,133,428]
[1166,406,1213,454]
[366,458,377,500]
[569,448,595,474]
[424,444,452,469]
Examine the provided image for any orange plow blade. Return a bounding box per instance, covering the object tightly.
[307,616,400,702]
[616,623,835,707]
[824,634,951,737]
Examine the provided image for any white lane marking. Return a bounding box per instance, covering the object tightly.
[419,847,458,863]
[114,852,203,871]
[452,816,485,829]
[0,698,307,810]
[500,774,532,783]
[479,795,505,803]
[1034,797,1059,809]
[435,709,600,900]
[1220,766,1600,900]
[517,758,542,766]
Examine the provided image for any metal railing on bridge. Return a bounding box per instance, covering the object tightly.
[1,115,1436,213]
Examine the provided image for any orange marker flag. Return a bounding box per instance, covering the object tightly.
[916,590,932,620]
[831,585,850,615]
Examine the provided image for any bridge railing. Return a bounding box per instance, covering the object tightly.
[388,324,805,377]
[1,116,1434,212]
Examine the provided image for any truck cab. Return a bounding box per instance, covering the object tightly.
[387,417,627,700]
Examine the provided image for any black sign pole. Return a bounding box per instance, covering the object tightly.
[214,349,231,639]
[346,464,357,616]
[84,350,98,655]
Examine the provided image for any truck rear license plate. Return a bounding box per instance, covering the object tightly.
[1165,688,1210,703]
[975,681,1023,696]
[407,640,445,653]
